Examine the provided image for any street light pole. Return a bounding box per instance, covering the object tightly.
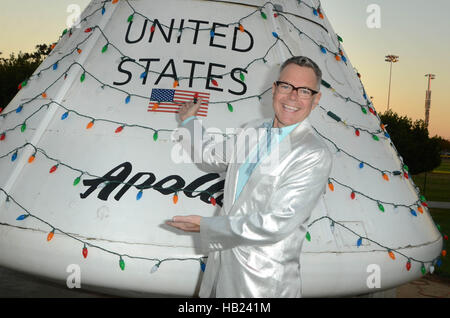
[424,74,436,128]
[385,54,399,111]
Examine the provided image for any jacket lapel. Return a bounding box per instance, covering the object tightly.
[223,118,268,209]
[227,118,312,213]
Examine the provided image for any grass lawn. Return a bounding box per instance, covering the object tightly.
[412,158,450,202]
[433,157,450,173]
[429,208,449,279]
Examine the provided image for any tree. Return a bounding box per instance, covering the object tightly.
[0,44,51,111]
[434,136,450,154]
[380,109,441,174]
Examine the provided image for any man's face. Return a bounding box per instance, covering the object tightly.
[271,64,322,128]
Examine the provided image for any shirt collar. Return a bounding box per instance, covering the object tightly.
[262,119,301,135]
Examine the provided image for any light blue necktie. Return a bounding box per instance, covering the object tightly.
[245,122,281,177]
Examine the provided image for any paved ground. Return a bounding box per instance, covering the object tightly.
[0,265,448,298]
[428,201,450,209]
[396,275,450,298]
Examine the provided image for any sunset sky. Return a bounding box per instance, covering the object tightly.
[1,0,449,139]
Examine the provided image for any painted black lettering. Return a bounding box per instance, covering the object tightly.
[114,172,156,201]
[215,193,224,207]
[80,162,132,200]
[153,175,186,195]
[206,63,225,92]
[138,58,160,85]
[232,26,254,53]
[113,58,135,86]
[177,19,185,43]
[183,173,223,206]
[155,59,178,85]
[125,20,148,44]
[209,22,228,49]
[201,180,225,206]
[188,19,209,45]
[183,59,206,87]
[149,19,175,43]
[228,67,247,96]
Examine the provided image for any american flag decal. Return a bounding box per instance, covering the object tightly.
[148,88,210,117]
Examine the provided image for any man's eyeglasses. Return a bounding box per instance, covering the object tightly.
[275,81,319,99]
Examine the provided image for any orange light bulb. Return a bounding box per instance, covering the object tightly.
[328,182,334,191]
[388,251,395,260]
[47,230,54,242]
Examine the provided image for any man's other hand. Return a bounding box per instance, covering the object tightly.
[166,215,202,232]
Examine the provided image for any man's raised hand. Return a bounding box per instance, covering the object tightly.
[179,98,203,122]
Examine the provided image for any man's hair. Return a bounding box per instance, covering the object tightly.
[280,56,322,90]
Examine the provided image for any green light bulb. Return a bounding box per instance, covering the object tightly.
[306,232,311,242]
[119,257,125,271]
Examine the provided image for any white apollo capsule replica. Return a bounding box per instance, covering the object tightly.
[0,0,443,297]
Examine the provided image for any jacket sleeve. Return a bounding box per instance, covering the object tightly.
[199,146,332,253]
[176,117,236,173]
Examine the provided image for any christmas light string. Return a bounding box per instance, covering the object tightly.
[29,0,343,90]
[30,33,94,82]
[3,96,384,150]
[321,78,376,116]
[1,0,445,277]
[0,187,444,275]
[306,215,446,274]
[86,25,289,88]
[6,57,374,145]
[0,0,420,214]
[0,69,427,213]
[0,141,225,203]
[1,123,445,272]
[62,0,284,88]
[0,136,428,220]
[319,105,387,139]
[0,187,207,273]
[311,124,408,179]
[124,0,267,32]
[327,176,427,216]
[276,12,347,63]
[1,77,411,195]
[9,0,357,117]
[7,0,360,118]
[2,96,399,186]
[47,0,111,51]
[12,26,281,115]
